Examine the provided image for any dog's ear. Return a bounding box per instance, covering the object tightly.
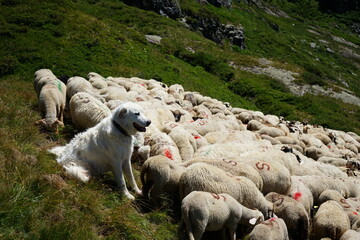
[115,107,127,119]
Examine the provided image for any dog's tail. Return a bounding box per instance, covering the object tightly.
[63,163,90,182]
[48,146,66,158]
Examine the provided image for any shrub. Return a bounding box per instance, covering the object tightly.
[0,56,18,75]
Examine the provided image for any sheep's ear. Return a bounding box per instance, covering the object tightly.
[35,119,45,126]
[273,214,278,219]
[249,218,257,225]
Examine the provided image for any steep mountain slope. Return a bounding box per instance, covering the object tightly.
[0,0,359,239]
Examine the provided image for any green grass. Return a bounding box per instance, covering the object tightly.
[1,0,360,238]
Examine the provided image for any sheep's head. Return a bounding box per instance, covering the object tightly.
[36,119,64,133]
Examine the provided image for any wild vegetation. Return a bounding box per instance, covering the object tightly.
[0,0,359,239]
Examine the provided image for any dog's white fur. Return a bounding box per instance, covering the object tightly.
[49,102,151,200]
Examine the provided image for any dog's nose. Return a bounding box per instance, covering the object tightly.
[146,120,151,126]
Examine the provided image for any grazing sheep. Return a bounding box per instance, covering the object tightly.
[306,146,343,160]
[167,126,197,162]
[236,158,291,195]
[87,72,108,90]
[292,175,351,204]
[66,76,103,102]
[287,176,314,216]
[248,217,289,240]
[265,192,309,240]
[179,163,274,219]
[34,69,57,94]
[257,126,286,138]
[144,128,182,162]
[140,155,185,206]
[313,200,350,240]
[69,92,111,130]
[340,230,360,240]
[167,84,185,101]
[36,84,66,132]
[181,191,264,240]
[204,130,260,144]
[247,119,264,131]
[182,158,264,190]
[194,140,272,159]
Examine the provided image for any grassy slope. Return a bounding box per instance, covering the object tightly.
[0,0,359,239]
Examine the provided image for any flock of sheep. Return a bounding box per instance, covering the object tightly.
[34,68,360,240]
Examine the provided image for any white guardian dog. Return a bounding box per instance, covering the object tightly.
[49,102,151,200]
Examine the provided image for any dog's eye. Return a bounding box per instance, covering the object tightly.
[135,112,140,116]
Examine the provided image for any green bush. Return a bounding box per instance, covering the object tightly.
[0,56,18,75]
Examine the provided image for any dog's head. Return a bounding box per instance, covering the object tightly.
[113,102,151,136]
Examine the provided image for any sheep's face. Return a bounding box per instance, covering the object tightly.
[113,102,151,136]
[36,118,64,133]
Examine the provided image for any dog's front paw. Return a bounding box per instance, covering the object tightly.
[124,192,135,200]
[135,189,142,196]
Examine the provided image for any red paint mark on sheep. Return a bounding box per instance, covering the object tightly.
[223,159,237,166]
[353,212,358,215]
[293,192,302,201]
[164,149,173,160]
[198,119,207,126]
[194,135,201,139]
[169,123,178,128]
[136,97,144,102]
[211,193,227,201]
[340,199,351,208]
[140,83,146,87]
[255,162,270,171]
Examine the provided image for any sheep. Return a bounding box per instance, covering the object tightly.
[286,176,314,216]
[204,130,260,144]
[69,92,111,130]
[179,163,274,219]
[340,230,360,240]
[260,134,282,145]
[194,140,272,159]
[36,84,66,132]
[237,111,252,124]
[318,190,360,227]
[313,200,350,240]
[144,128,182,162]
[168,126,197,162]
[232,158,291,195]
[183,118,235,136]
[317,156,348,167]
[182,158,264,190]
[100,85,128,102]
[264,114,280,126]
[257,126,286,138]
[34,69,57,94]
[140,155,185,206]
[66,76,103,102]
[265,192,309,240]
[181,191,264,240]
[292,176,351,205]
[87,72,108,90]
[305,146,343,160]
[247,217,289,240]
[167,84,184,101]
[247,119,264,131]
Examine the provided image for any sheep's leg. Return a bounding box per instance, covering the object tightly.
[190,211,207,240]
[113,163,134,200]
[149,183,166,207]
[122,159,142,195]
